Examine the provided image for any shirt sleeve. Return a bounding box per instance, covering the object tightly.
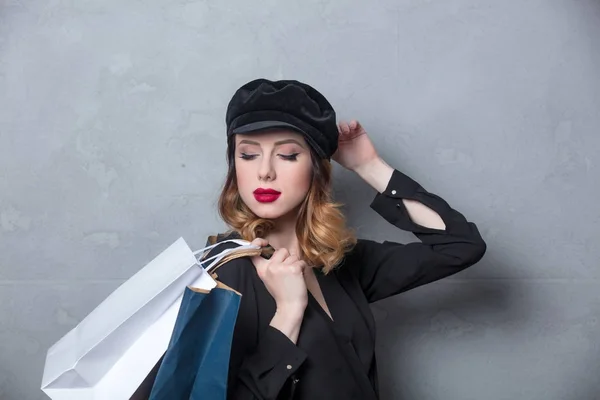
[202,239,307,400]
[349,169,487,303]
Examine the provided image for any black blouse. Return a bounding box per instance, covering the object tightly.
[205,169,486,400]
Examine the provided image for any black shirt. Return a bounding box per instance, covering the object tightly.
[206,169,486,400]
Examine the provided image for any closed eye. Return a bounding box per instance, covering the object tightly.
[239,152,300,161]
[279,153,300,161]
[239,152,258,160]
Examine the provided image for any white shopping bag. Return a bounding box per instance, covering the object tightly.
[41,236,259,400]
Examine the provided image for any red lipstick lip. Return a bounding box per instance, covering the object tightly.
[253,188,281,194]
[253,188,281,203]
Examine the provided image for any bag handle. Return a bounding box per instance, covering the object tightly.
[192,237,274,274]
[206,245,275,274]
[192,238,252,259]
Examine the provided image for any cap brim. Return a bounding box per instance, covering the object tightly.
[231,120,307,135]
[230,119,329,159]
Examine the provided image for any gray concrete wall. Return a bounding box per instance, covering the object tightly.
[1,0,599,399]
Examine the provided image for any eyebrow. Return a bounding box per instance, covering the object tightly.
[238,139,306,148]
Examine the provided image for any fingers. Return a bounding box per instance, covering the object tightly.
[283,253,299,264]
[338,121,350,135]
[251,248,287,277]
[251,237,269,247]
[250,238,268,274]
[292,260,308,275]
[283,258,306,275]
[271,248,290,263]
[251,247,307,277]
[287,264,304,275]
[338,120,361,137]
[250,255,266,274]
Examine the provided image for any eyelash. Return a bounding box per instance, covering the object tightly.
[239,153,300,161]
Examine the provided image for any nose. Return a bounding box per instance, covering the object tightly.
[257,154,275,181]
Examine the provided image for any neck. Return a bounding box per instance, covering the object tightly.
[265,208,301,256]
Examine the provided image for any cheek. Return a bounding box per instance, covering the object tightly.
[286,162,312,191]
[234,162,252,191]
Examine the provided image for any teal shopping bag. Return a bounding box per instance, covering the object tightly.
[148,282,241,400]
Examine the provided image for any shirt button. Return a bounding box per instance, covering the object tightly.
[391,190,397,195]
[286,365,292,370]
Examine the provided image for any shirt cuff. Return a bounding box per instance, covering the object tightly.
[369,169,446,234]
[239,326,307,394]
[380,168,421,198]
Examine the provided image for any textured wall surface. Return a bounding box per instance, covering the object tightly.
[1,1,599,399]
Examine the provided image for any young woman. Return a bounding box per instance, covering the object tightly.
[206,78,486,400]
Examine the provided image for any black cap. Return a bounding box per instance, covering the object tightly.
[226,78,339,159]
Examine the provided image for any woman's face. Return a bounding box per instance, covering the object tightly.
[234,129,313,220]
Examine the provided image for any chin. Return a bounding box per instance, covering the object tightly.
[245,198,300,220]
[249,204,287,220]
[241,193,302,220]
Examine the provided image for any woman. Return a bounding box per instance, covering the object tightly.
[206,78,486,400]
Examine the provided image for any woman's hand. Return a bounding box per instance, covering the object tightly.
[251,244,308,313]
[251,239,307,343]
[332,120,380,172]
[333,120,396,194]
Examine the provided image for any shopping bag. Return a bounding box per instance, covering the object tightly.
[147,284,240,400]
[41,236,261,400]
[149,235,272,400]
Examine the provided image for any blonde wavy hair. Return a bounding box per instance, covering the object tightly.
[217,135,357,274]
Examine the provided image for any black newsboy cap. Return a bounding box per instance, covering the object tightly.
[225,78,339,159]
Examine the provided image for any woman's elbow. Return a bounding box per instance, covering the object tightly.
[464,235,487,266]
